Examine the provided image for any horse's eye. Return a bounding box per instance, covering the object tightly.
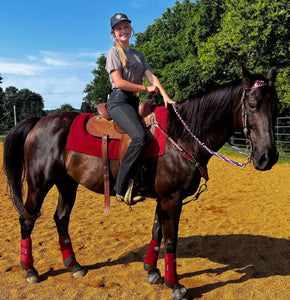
[249,103,256,111]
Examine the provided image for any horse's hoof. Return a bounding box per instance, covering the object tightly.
[71,262,88,278]
[25,267,39,283]
[147,268,162,285]
[172,284,187,300]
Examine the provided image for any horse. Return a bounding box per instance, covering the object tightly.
[3,67,280,300]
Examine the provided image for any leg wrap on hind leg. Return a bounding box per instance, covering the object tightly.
[164,252,178,288]
[59,235,76,268]
[20,238,34,270]
[144,240,161,271]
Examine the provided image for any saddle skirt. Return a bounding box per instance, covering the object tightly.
[66,106,169,160]
[86,113,157,162]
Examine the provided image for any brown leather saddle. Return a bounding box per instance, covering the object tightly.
[86,99,156,212]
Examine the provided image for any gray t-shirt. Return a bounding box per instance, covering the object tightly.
[106,47,150,88]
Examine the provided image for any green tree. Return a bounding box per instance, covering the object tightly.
[16,89,44,120]
[0,87,45,130]
[0,74,4,125]
[82,54,111,111]
[135,0,225,101]
[80,101,95,113]
[134,0,289,113]
[198,0,289,110]
[0,86,18,129]
[56,104,75,112]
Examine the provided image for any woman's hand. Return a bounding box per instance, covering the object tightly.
[163,95,175,108]
[146,85,159,95]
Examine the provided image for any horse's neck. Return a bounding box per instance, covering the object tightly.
[173,88,240,152]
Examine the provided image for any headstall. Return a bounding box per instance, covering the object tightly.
[240,80,268,154]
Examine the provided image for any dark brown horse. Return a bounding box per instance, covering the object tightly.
[3,67,280,300]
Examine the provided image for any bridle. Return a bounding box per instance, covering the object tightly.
[169,80,268,169]
[240,80,268,155]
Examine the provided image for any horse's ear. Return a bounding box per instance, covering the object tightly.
[241,65,251,89]
[267,66,277,85]
[240,65,251,78]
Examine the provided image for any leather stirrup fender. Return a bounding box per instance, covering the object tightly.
[102,134,110,213]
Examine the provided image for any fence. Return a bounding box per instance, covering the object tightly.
[228,116,290,159]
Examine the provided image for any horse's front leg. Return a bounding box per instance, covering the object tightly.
[144,201,163,284]
[161,197,187,300]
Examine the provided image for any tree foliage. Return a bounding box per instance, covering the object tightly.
[0,85,45,130]
[135,0,289,112]
[83,0,289,114]
[81,54,111,112]
[56,104,76,112]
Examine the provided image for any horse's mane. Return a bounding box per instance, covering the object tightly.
[167,78,244,144]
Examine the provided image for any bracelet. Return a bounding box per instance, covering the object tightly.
[143,86,148,92]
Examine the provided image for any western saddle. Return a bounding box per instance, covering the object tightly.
[86,99,156,212]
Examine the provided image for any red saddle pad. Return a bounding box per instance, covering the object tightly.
[66,106,169,159]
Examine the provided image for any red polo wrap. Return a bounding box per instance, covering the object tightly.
[59,235,76,268]
[164,252,178,287]
[144,240,161,271]
[20,238,33,270]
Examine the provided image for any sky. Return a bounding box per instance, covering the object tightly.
[0,0,176,110]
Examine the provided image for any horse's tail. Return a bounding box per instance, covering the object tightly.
[3,117,40,220]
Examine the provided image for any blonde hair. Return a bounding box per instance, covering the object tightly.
[111,24,134,68]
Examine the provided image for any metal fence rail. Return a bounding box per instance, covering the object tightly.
[228,117,290,159]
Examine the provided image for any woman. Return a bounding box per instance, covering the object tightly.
[106,13,175,202]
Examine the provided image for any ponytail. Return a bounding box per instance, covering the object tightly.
[113,39,128,68]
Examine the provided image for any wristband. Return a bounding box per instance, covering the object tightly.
[144,86,148,92]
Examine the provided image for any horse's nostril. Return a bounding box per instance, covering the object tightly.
[255,150,278,171]
[259,153,268,166]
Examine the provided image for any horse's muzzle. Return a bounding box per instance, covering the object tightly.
[253,149,279,171]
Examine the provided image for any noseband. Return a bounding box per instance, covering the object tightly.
[240,80,267,154]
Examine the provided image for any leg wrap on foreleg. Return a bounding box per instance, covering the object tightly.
[59,235,76,268]
[20,238,34,270]
[164,252,178,288]
[144,239,161,271]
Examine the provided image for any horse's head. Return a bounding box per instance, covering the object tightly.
[236,66,281,170]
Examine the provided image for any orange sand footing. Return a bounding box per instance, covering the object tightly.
[0,142,289,299]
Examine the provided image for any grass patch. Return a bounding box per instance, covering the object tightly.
[219,145,290,164]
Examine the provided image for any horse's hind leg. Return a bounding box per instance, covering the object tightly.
[20,188,50,283]
[54,177,87,278]
[144,201,163,284]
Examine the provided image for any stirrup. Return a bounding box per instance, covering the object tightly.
[124,179,134,206]
[115,194,125,202]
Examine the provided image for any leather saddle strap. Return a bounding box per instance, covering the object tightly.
[102,134,110,213]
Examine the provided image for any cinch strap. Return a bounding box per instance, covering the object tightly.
[164,252,178,288]
[144,240,161,271]
[59,235,76,268]
[20,238,33,270]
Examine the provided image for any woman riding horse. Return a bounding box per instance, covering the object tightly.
[3,66,280,300]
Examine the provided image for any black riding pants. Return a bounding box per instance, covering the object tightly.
[107,90,146,196]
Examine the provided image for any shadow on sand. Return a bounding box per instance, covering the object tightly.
[40,234,290,299]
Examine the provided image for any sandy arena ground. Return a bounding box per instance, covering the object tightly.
[0,142,289,299]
